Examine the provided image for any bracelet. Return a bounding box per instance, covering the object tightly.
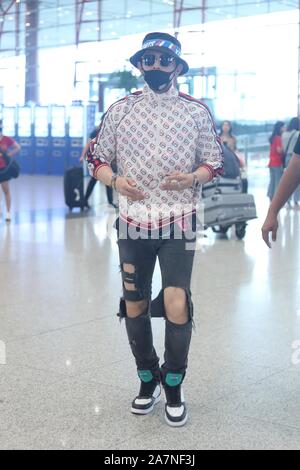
[191,173,200,190]
[110,174,118,191]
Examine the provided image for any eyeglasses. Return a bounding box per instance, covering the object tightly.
[141,53,177,68]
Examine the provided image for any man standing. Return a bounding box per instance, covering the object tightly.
[85,32,223,427]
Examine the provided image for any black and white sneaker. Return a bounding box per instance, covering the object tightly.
[164,388,187,427]
[163,373,188,427]
[131,370,161,415]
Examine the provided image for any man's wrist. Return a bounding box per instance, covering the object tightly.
[191,172,200,189]
[268,206,279,217]
[110,173,118,190]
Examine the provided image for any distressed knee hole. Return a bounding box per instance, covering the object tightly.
[164,287,192,325]
[164,287,187,310]
[123,263,135,273]
[126,299,148,318]
[122,263,137,291]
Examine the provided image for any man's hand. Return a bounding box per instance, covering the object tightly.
[160,172,194,191]
[261,211,279,248]
[115,176,145,201]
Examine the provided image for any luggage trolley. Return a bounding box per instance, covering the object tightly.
[202,145,257,240]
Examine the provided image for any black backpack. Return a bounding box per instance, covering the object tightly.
[221,143,241,179]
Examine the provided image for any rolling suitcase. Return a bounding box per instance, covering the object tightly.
[64,167,85,210]
[203,193,257,227]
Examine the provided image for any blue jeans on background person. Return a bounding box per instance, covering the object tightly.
[267,166,283,201]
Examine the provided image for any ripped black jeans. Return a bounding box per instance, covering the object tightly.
[117,227,196,378]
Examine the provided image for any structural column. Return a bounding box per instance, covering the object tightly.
[25,0,39,103]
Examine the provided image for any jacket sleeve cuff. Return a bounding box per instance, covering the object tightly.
[93,160,110,178]
[199,163,223,181]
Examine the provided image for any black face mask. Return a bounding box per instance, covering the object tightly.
[143,69,176,92]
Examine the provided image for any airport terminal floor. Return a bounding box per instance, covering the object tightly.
[1,167,300,450]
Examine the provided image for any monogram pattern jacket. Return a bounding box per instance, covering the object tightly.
[85,84,223,228]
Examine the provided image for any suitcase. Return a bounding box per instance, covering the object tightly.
[202,176,242,198]
[203,193,257,227]
[64,167,85,210]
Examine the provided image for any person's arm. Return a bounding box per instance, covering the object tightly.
[275,135,283,155]
[276,145,283,154]
[8,142,21,157]
[193,165,215,185]
[6,139,21,158]
[94,159,145,201]
[160,166,212,191]
[84,112,145,201]
[262,152,300,247]
[193,107,224,184]
[161,106,223,190]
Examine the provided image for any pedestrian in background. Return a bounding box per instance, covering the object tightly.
[219,120,237,152]
[219,120,248,192]
[80,128,117,209]
[267,121,285,201]
[0,121,21,222]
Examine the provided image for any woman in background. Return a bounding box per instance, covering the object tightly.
[219,120,248,192]
[267,121,285,201]
[219,120,237,152]
[0,122,21,222]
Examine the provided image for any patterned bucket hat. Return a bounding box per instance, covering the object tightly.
[130,32,189,76]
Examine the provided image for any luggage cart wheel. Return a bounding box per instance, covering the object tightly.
[212,225,230,234]
[235,222,246,239]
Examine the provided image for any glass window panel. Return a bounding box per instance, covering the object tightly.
[69,106,84,137]
[34,106,49,137]
[50,106,66,137]
[18,107,32,136]
[2,107,16,136]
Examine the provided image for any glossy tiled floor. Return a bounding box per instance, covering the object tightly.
[1,169,300,450]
